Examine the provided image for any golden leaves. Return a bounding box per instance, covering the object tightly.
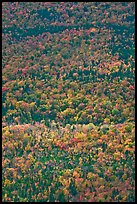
[87,172,95,180]
[2,121,135,202]
[4,179,11,186]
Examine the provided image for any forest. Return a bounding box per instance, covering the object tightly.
[2,2,135,202]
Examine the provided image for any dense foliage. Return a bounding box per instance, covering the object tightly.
[2,2,135,202]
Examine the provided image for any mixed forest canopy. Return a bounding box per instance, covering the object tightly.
[2,2,135,202]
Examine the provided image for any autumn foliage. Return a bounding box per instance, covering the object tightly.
[2,2,135,202]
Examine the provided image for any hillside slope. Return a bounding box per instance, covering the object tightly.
[2,2,135,202]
